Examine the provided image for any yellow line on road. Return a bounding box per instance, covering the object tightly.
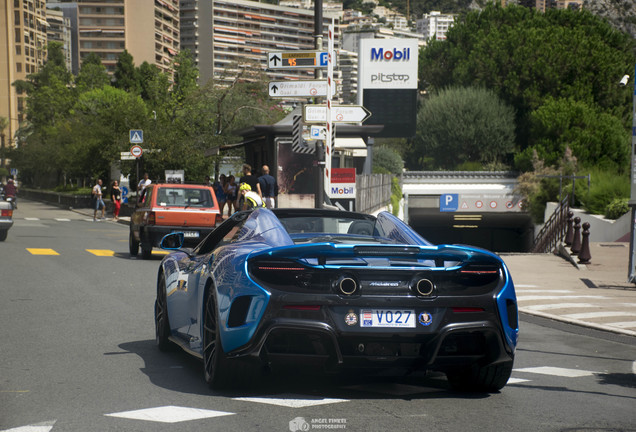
[86,249,115,256]
[26,248,59,255]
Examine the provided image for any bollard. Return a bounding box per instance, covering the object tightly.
[578,222,591,264]
[564,211,574,246]
[570,216,581,255]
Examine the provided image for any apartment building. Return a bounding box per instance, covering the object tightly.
[0,0,48,148]
[416,11,455,41]
[46,8,73,73]
[181,0,341,86]
[49,0,179,75]
[518,0,583,11]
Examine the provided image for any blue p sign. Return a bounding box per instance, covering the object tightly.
[440,194,458,212]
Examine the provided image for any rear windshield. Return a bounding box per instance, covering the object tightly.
[155,187,214,208]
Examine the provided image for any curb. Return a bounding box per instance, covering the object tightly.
[519,308,636,338]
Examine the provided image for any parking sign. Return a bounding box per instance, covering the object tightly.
[440,194,458,212]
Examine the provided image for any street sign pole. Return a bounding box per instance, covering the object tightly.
[314,0,324,209]
[628,63,636,283]
[324,20,334,202]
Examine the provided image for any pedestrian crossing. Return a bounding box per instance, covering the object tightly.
[516,284,636,334]
[1,364,614,430]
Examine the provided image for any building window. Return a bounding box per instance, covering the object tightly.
[16,63,22,72]
[16,46,21,55]
[14,11,20,25]
[14,28,20,43]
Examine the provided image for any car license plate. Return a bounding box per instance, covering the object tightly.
[360,309,415,328]
[182,231,199,238]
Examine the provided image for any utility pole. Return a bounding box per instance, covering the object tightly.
[314,0,324,208]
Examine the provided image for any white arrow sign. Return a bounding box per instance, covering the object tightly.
[269,80,336,98]
[304,105,372,124]
[267,51,335,69]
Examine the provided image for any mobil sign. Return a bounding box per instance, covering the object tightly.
[359,38,419,90]
[328,168,356,199]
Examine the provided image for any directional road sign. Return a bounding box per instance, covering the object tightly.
[129,129,143,144]
[303,105,372,124]
[268,80,336,98]
[267,51,334,69]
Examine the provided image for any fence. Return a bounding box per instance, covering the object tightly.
[356,174,393,214]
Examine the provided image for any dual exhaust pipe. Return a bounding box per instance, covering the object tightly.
[334,274,436,297]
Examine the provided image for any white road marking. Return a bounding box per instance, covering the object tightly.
[523,303,595,311]
[563,312,636,320]
[517,295,608,301]
[632,361,636,375]
[233,395,348,408]
[507,377,531,384]
[606,321,636,329]
[105,406,234,423]
[0,421,56,432]
[515,290,574,294]
[24,217,39,221]
[54,218,71,222]
[514,366,596,378]
[515,284,538,288]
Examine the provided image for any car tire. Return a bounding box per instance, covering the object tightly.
[155,275,173,351]
[129,230,139,257]
[446,358,514,393]
[203,288,258,389]
[0,230,7,241]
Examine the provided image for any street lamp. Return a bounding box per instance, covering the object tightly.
[627,65,636,283]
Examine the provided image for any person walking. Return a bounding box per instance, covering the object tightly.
[92,179,106,221]
[110,180,122,221]
[213,174,227,217]
[224,175,237,216]
[257,165,278,208]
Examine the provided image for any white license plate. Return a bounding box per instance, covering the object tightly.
[360,309,415,328]
[182,231,199,238]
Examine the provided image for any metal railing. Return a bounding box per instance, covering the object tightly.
[532,195,570,253]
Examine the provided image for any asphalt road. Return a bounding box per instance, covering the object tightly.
[1,200,635,432]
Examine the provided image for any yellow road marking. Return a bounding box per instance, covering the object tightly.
[155,251,169,255]
[86,249,115,257]
[26,248,59,255]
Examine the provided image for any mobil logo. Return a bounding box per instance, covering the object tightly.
[370,47,411,61]
[331,186,354,195]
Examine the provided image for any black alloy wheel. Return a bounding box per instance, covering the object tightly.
[129,229,139,257]
[203,290,226,388]
[155,276,172,351]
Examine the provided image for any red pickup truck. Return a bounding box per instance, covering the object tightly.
[129,183,220,259]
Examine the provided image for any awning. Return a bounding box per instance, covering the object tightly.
[334,137,367,157]
[37,18,48,27]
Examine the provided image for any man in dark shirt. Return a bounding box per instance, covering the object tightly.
[239,164,260,194]
[257,165,278,208]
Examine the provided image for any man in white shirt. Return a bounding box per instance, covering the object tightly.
[138,173,151,193]
[92,179,105,221]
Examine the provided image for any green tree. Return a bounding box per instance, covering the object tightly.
[419,4,635,156]
[373,145,404,174]
[409,86,516,170]
[112,50,140,94]
[75,52,110,92]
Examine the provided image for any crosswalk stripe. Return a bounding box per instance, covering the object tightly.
[233,396,348,408]
[105,406,234,423]
[523,303,595,311]
[516,290,574,294]
[507,377,531,384]
[607,321,636,329]
[563,311,636,319]
[517,295,608,301]
[514,366,596,377]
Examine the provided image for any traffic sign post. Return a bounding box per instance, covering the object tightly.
[268,80,336,98]
[129,129,143,144]
[304,104,372,124]
[267,51,335,69]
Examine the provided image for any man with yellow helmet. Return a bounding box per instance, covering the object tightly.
[239,183,265,210]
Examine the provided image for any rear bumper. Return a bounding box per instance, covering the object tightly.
[226,300,515,373]
[0,218,13,230]
[140,225,215,247]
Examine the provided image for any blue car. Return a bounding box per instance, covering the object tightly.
[154,208,518,392]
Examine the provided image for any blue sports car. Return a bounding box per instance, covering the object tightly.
[154,208,518,392]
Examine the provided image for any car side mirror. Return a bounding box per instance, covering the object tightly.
[160,232,185,250]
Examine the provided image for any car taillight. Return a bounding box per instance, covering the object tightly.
[146,211,155,225]
[249,259,318,291]
[1,209,12,217]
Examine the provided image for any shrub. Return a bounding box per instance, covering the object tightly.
[605,198,629,220]
[578,168,628,215]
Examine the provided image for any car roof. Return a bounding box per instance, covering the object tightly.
[150,183,213,189]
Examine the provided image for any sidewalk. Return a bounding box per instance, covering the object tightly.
[501,241,636,338]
